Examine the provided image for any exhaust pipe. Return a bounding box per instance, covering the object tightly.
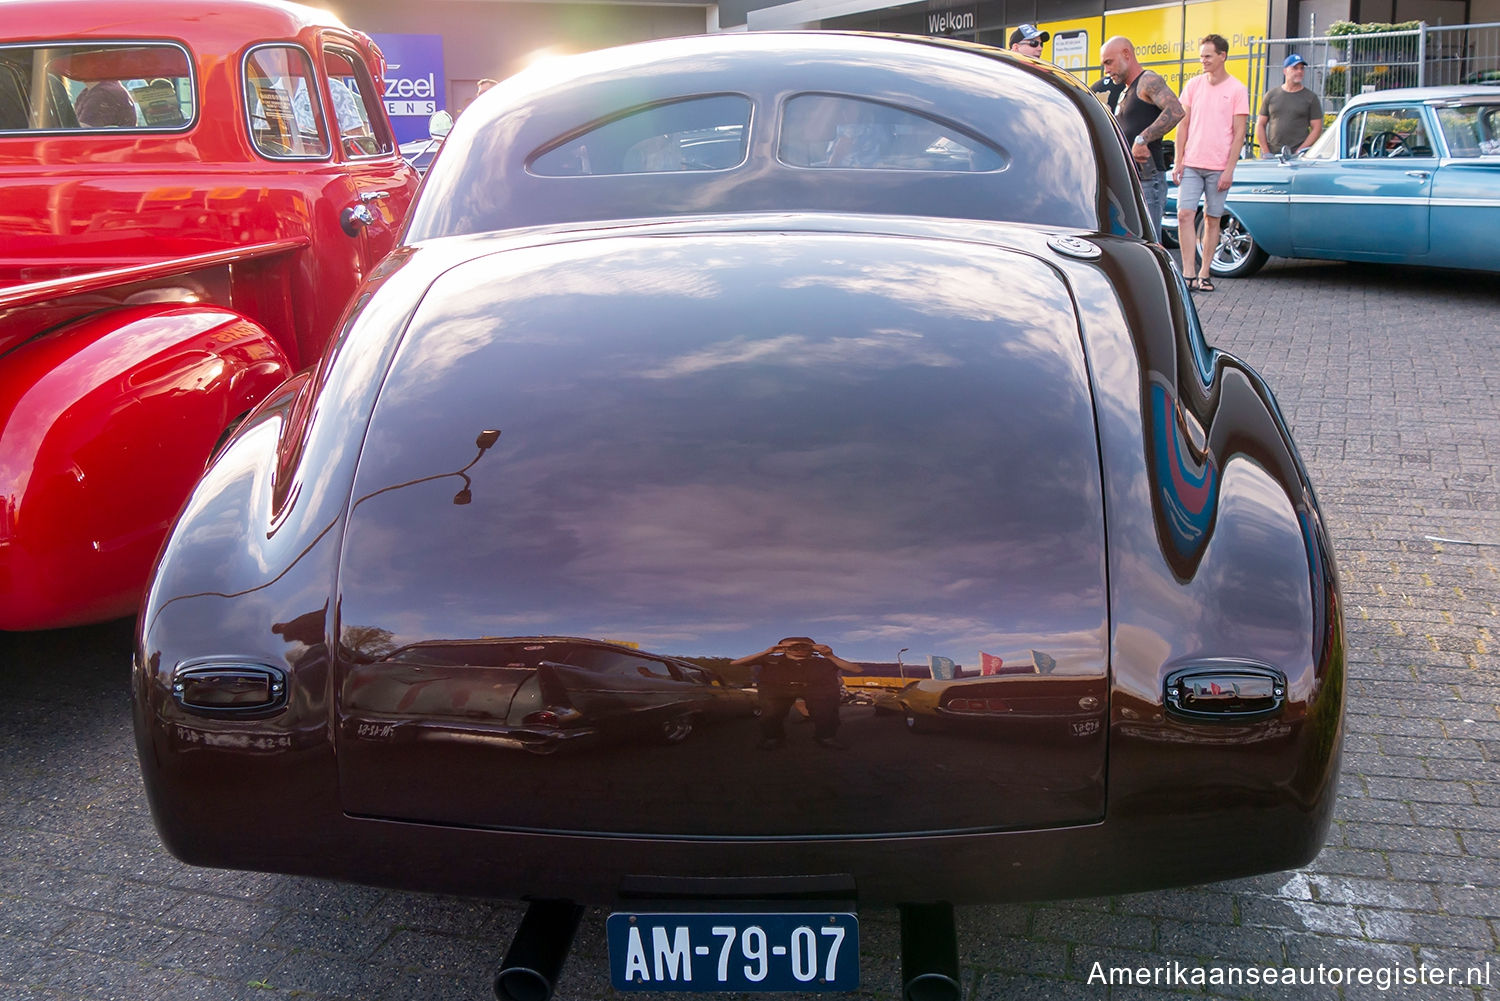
[899,902,962,1001]
[493,899,585,1001]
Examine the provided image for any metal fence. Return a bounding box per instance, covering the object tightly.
[1248,21,1500,135]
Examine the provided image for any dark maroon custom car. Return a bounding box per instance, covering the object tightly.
[135,32,1343,1001]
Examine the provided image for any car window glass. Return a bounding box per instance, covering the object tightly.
[779,94,1005,171]
[1302,121,1338,160]
[1347,105,1431,158]
[0,42,193,132]
[1435,105,1500,157]
[244,44,329,159]
[562,648,679,679]
[320,45,392,157]
[530,95,751,176]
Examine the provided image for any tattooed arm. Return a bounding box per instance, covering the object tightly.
[1134,71,1185,153]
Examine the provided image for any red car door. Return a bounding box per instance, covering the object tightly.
[315,34,417,276]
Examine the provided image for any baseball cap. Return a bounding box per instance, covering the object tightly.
[1283,53,1308,68]
[1009,23,1050,47]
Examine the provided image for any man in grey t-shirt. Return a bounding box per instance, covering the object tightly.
[1256,54,1323,156]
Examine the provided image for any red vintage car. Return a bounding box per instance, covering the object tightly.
[0,0,418,630]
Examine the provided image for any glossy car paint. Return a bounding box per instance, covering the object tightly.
[136,34,1342,906]
[335,228,1112,837]
[0,0,418,629]
[1164,86,1500,275]
[0,301,290,627]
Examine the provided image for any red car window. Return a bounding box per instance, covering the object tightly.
[243,43,329,159]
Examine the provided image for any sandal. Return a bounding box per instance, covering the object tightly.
[1185,277,1203,292]
[1196,276,1216,292]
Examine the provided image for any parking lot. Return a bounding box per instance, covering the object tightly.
[1,255,1496,1001]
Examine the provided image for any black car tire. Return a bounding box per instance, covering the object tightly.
[1193,208,1269,278]
[903,708,932,734]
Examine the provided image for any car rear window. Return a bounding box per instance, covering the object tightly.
[778,94,1005,171]
[529,94,751,176]
[0,42,194,132]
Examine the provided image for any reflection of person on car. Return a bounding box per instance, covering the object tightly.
[733,637,863,750]
[76,80,138,128]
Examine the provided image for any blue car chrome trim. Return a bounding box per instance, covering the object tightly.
[1285,195,1428,205]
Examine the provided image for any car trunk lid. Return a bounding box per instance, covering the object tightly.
[334,227,1110,837]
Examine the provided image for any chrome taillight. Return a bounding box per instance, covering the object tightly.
[1164,662,1286,722]
[522,706,584,727]
[171,661,287,716]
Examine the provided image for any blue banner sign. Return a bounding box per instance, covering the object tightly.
[371,33,445,144]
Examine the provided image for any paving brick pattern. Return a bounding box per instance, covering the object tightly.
[1,257,1496,1000]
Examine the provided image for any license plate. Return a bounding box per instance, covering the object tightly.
[607,911,859,991]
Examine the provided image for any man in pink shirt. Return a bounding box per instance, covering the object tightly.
[1172,34,1249,292]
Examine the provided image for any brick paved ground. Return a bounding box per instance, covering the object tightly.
[1,256,1496,1000]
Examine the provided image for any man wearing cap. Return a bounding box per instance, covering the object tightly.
[1256,54,1323,157]
[733,638,863,749]
[1008,23,1050,58]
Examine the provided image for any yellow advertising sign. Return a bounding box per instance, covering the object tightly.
[1184,0,1267,57]
[1032,17,1105,75]
[1054,0,1268,90]
[1103,2,1184,68]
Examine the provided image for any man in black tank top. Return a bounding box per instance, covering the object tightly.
[1100,36,1185,240]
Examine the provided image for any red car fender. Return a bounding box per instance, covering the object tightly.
[0,304,292,630]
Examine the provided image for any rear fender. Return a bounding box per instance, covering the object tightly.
[0,303,292,630]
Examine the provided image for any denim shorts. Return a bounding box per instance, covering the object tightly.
[1178,166,1228,217]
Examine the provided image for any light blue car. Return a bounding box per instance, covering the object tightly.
[1163,86,1500,277]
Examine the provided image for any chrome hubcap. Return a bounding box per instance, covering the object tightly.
[1212,216,1255,269]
